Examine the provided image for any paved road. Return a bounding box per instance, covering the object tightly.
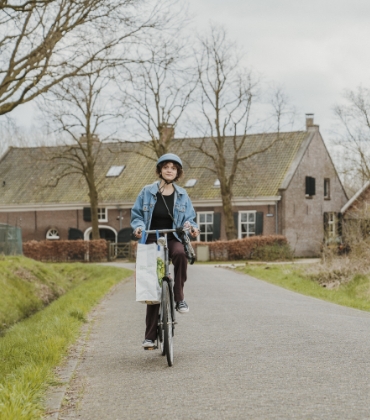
[59,264,370,419]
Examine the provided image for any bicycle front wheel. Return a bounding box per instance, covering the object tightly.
[158,304,165,356]
[162,281,174,367]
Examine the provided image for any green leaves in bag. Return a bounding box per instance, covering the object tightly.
[157,257,165,286]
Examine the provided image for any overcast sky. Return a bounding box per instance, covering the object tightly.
[8,0,370,143]
[186,0,370,139]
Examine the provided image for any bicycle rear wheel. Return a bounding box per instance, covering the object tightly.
[162,281,174,366]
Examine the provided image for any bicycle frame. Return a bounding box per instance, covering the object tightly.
[143,229,178,329]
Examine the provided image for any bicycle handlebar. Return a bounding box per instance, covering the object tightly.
[140,227,192,235]
[138,227,196,265]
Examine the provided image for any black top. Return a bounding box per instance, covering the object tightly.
[150,191,174,231]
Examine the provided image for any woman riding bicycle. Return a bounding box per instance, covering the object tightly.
[131,153,199,348]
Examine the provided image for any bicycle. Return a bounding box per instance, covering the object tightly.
[142,227,195,367]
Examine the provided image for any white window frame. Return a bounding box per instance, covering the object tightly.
[98,208,108,222]
[46,228,60,240]
[238,211,256,239]
[328,212,336,238]
[197,211,214,242]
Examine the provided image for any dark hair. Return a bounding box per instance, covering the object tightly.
[156,161,183,182]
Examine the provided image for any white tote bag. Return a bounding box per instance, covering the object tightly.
[135,241,164,304]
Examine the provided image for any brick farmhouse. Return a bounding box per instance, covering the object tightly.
[0,116,347,257]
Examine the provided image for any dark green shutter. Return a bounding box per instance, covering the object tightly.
[118,228,133,243]
[256,212,263,235]
[83,207,91,222]
[305,177,316,196]
[311,177,316,195]
[68,228,83,240]
[233,212,239,237]
[233,212,238,229]
[213,212,221,240]
[323,212,329,237]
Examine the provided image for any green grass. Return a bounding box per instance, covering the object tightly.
[0,256,113,334]
[0,258,132,420]
[237,264,370,312]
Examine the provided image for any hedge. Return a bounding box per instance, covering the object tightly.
[130,235,290,261]
[23,239,108,262]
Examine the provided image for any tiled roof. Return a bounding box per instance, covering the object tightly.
[0,131,310,205]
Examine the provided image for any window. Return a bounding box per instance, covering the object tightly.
[324,212,339,240]
[305,176,316,198]
[324,178,330,199]
[328,212,336,238]
[83,207,107,222]
[98,208,108,222]
[185,179,197,187]
[239,211,256,238]
[197,212,214,241]
[46,228,60,240]
[106,165,125,177]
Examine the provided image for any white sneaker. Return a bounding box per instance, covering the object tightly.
[142,339,155,348]
[176,300,189,313]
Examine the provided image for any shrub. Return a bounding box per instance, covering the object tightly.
[251,242,294,261]
[23,239,108,262]
[190,235,290,261]
[307,239,370,285]
[131,235,291,262]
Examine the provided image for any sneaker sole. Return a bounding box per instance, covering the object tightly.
[142,342,156,348]
[176,308,189,313]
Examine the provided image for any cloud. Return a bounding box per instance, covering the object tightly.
[187,0,370,136]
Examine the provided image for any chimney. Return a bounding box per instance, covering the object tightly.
[159,123,175,145]
[305,114,319,132]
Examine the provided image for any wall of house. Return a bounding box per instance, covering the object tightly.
[280,129,348,257]
[194,204,278,241]
[0,208,132,242]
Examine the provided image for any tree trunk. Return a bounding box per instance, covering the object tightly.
[222,193,237,240]
[89,185,100,240]
[219,174,237,240]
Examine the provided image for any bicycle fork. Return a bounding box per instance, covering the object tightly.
[164,240,177,329]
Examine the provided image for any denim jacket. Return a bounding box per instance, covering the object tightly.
[131,181,198,242]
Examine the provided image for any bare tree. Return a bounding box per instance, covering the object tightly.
[1,0,53,12]
[123,35,196,159]
[39,60,122,239]
[334,86,370,188]
[0,115,19,156]
[0,0,172,118]
[190,26,286,240]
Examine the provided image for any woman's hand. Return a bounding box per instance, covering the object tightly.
[184,222,199,238]
[134,228,143,239]
[190,227,199,238]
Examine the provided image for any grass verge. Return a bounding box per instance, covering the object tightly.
[0,261,132,420]
[237,264,370,312]
[0,256,121,334]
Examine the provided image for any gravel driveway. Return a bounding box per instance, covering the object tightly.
[57,264,370,419]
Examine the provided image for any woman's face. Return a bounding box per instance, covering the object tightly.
[161,162,178,182]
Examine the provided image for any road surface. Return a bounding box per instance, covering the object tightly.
[58,264,370,419]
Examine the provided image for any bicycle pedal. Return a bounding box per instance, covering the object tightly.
[144,346,157,351]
